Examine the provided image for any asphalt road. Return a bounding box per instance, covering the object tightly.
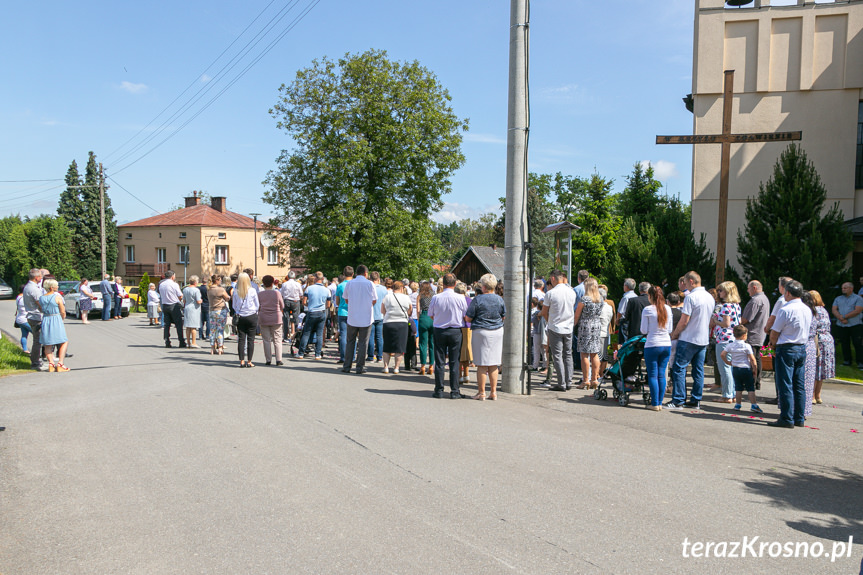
[1,299,862,574]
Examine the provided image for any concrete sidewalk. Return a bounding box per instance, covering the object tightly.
[1,300,862,574]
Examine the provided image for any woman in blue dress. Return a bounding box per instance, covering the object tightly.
[38,279,70,372]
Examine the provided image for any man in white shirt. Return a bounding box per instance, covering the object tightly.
[540,269,576,392]
[667,271,714,409]
[768,281,813,428]
[617,278,637,341]
[158,270,185,348]
[532,279,545,302]
[342,264,377,374]
[280,271,303,342]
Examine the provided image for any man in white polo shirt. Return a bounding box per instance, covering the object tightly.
[540,269,576,392]
[667,271,714,409]
[768,281,813,428]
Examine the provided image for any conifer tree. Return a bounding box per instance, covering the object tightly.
[736,143,851,296]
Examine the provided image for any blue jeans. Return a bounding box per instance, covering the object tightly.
[367,319,383,361]
[17,322,32,352]
[670,340,707,404]
[102,295,113,321]
[715,341,735,399]
[299,310,327,358]
[775,343,807,424]
[338,316,349,361]
[644,345,671,406]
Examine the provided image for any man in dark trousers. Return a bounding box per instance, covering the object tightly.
[624,282,651,339]
[428,273,469,398]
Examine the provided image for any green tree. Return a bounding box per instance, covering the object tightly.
[56,153,117,278]
[138,272,151,310]
[0,216,32,289]
[22,215,78,280]
[570,173,621,282]
[264,49,468,278]
[736,143,851,296]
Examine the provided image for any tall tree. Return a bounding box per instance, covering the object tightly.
[570,173,620,282]
[737,143,851,296]
[23,215,78,280]
[0,216,32,289]
[264,49,468,278]
[56,153,117,278]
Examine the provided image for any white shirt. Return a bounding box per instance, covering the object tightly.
[770,295,786,318]
[409,291,419,319]
[544,283,576,335]
[344,275,377,327]
[679,286,714,346]
[772,298,812,345]
[618,290,635,316]
[724,339,754,368]
[382,292,412,323]
[280,279,303,301]
[640,304,673,348]
[599,302,613,340]
[232,288,260,317]
[158,279,183,305]
[147,289,161,305]
[532,288,545,302]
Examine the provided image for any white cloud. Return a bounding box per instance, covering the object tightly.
[464,133,506,145]
[432,202,500,224]
[538,83,590,105]
[640,160,679,181]
[119,81,148,94]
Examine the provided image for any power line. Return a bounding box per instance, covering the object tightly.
[105,176,162,215]
[0,179,63,183]
[110,0,320,175]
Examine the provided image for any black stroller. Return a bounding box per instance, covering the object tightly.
[593,335,649,407]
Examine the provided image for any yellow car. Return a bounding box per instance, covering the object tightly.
[125,286,141,310]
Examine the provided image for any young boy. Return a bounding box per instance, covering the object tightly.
[720,324,763,413]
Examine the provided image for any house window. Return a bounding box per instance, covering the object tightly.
[125,245,135,262]
[857,102,863,189]
[125,233,132,239]
[215,245,229,265]
[178,245,190,264]
[218,232,226,239]
[267,246,279,265]
[179,232,187,239]
[156,248,167,264]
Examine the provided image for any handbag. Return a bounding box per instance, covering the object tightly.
[394,295,417,337]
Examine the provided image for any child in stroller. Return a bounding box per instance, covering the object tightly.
[594,335,648,406]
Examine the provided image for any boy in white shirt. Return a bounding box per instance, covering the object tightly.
[721,325,763,413]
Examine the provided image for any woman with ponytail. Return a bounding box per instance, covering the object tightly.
[641,285,674,411]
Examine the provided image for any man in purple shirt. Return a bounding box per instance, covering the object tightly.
[428,273,469,398]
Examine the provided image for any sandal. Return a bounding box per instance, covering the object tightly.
[47,363,57,373]
[56,364,70,372]
[471,393,486,401]
[576,381,589,390]
[489,393,497,401]
[589,381,599,389]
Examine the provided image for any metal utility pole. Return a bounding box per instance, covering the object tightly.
[99,163,107,278]
[502,0,529,395]
[250,213,261,279]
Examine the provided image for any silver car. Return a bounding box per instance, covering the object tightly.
[0,278,13,299]
[63,282,131,319]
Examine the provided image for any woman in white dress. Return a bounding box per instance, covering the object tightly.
[182,276,203,348]
[147,282,161,326]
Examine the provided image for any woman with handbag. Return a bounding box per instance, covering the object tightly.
[380,280,412,374]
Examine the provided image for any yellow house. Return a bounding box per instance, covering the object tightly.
[116,195,289,284]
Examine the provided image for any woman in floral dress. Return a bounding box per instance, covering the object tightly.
[574,277,605,389]
[709,281,742,403]
[804,291,835,412]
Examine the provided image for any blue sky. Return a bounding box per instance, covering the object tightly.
[0,0,696,225]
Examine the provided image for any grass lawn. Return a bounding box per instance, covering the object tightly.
[832,345,863,384]
[0,335,32,378]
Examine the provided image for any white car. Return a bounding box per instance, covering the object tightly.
[62,282,131,319]
[0,278,13,299]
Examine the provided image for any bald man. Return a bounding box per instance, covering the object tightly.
[832,282,863,369]
[740,280,770,390]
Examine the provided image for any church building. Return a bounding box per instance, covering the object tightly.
[689,0,863,276]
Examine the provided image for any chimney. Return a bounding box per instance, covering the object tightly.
[184,192,200,208]
[211,196,226,213]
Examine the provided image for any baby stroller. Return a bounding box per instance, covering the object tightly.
[593,335,649,407]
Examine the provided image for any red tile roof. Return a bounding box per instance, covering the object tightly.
[119,204,257,229]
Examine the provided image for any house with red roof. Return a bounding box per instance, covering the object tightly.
[117,194,289,284]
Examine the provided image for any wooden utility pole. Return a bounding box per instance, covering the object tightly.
[656,70,801,285]
[99,163,107,278]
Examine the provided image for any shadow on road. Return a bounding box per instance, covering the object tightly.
[743,466,863,542]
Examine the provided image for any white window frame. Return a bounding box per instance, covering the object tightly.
[179,231,187,239]
[267,246,278,265]
[156,248,167,264]
[178,245,190,264]
[125,245,135,263]
[218,232,227,239]
[215,245,229,265]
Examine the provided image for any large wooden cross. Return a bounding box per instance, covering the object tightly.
[656,69,802,285]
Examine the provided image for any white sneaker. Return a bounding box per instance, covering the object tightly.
[664,402,683,411]
[383,366,389,374]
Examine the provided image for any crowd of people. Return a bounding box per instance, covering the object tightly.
[13,261,858,425]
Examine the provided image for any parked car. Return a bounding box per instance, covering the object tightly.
[62,281,131,319]
[0,278,13,299]
[125,286,141,310]
[57,281,78,296]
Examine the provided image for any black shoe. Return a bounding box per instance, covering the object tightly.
[755,383,761,390]
[764,398,779,405]
[767,420,795,429]
[179,342,187,348]
[549,385,567,392]
[684,400,700,408]
[265,361,272,365]
[276,361,284,366]
[65,353,73,358]
[432,392,443,398]
[341,368,351,373]
[356,368,366,374]
[450,392,465,399]
[165,342,172,348]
